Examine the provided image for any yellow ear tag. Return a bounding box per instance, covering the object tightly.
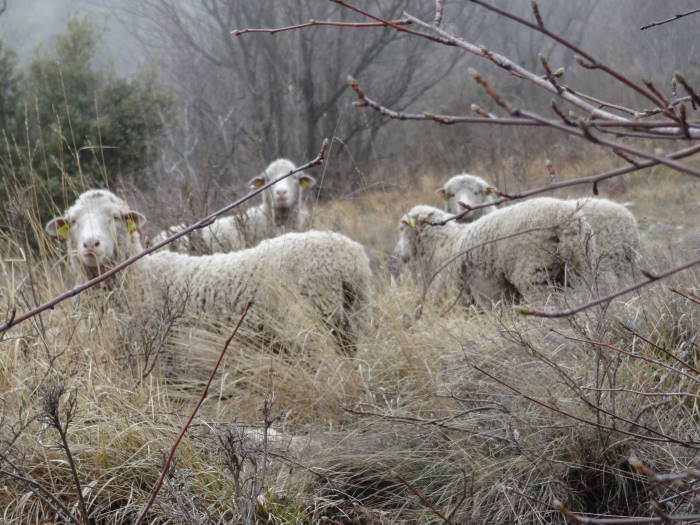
[408,217,417,230]
[440,191,448,201]
[251,178,265,189]
[299,178,310,189]
[57,223,69,241]
[126,218,138,234]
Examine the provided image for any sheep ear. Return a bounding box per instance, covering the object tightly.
[46,218,69,241]
[402,217,418,230]
[436,188,448,200]
[123,211,147,234]
[298,174,316,189]
[248,176,266,190]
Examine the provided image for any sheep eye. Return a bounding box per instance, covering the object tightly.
[69,219,76,225]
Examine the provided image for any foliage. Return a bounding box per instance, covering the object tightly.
[0,17,172,229]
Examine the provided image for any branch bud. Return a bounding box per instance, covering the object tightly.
[553,67,565,77]
[346,76,359,87]
[575,55,594,69]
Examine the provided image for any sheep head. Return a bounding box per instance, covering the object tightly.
[248,158,316,210]
[394,205,452,263]
[436,173,495,221]
[45,189,146,275]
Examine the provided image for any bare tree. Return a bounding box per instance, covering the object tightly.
[107,1,473,200]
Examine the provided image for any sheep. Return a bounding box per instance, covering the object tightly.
[437,179,642,287]
[245,158,317,238]
[573,198,643,286]
[151,158,317,254]
[46,189,372,351]
[436,173,496,222]
[395,198,597,305]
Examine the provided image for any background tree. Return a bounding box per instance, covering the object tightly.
[0,16,172,228]
[114,0,474,206]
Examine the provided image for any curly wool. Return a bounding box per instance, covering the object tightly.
[49,190,372,349]
[396,198,597,304]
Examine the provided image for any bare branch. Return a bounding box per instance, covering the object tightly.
[133,301,253,525]
[347,76,697,135]
[675,73,700,108]
[640,8,700,30]
[671,287,700,306]
[0,140,329,334]
[520,255,700,318]
[472,364,700,447]
[433,0,443,27]
[232,18,411,36]
[514,109,700,178]
[395,472,454,525]
[465,0,669,112]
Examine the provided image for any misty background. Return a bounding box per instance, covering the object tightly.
[1,0,699,230]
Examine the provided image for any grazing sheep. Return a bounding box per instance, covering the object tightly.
[152,158,317,254]
[438,177,643,288]
[46,189,372,350]
[395,198,596,305]
[574,198,643,286]
[436,173,496,222]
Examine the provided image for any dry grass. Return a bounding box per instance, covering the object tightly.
[1,149,699,523]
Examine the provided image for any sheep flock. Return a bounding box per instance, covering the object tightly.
[45,162,645,354]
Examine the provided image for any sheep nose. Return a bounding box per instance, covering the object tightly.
[276,189,287,196]
[83,239,100,250]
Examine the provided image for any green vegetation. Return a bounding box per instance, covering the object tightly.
[0,17,171,228]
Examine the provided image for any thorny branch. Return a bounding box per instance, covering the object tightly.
[0,140,328,334]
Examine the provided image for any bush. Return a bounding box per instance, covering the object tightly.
[0,16,172,230]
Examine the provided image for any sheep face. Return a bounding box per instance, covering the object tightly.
[395,214,419,263]
[45,190,146,273]
[248,158,316,210]
[437,174,494,221]
[394,206,450,263]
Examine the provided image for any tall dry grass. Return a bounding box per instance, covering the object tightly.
[1,138,699,523]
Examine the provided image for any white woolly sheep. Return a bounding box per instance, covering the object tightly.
[436,173,496,222]
[152,158,317,254]
[395,198,597,305]
[46,189,372,350]
[573,198,642,286]
[438,180,642,288]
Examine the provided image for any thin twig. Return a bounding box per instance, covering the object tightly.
[433,0,443,27]
[133,301,253,525]
[671,287,700,306]
[0,468,79,524]
[232,18,410,36]
[347,76,697,134]
[472,364,699,447]
[551,329,699,385]
[395,472,454,525]
[619,321,700,375]
[520,255,700,318]
[465,0,669,113]
[0,140,328,334]
[582,387,700,400]
[640,8,700,30]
